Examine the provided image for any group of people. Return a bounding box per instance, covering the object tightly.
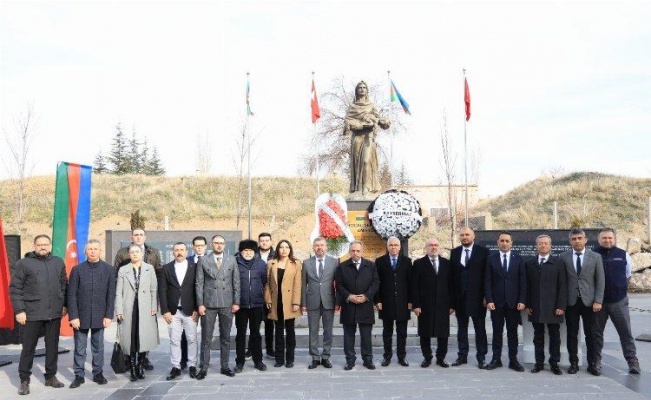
[8,226,640,396]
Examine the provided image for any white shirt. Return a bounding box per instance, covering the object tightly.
[259,250,271,263]
[538,254,549,265]
[193,253,205,264]
[174,260,188,285]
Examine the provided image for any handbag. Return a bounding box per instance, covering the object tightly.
[110,321,127,374]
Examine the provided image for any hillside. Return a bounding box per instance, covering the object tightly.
[1,172,649,258]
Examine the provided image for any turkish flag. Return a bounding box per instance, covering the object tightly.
[464,78,471,121]
[0,218,15,329]
[311,78,320,124]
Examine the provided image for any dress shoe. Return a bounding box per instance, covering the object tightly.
[166,367,181,380]
[363,361,376,370]
[485,360,503,370]
[508,361,525,372]
[344,363,355,371]
[629,361,641,374]
[69,376,85,388]
[189,366,197,379]
[381,358,391,367]
[398,358,409,367]
[567,363,579,374]
[587,363,601,376]
[245,349,252,360]
[436,359,449,368]
[308,360,320,369]
[550,364,562,375]
[421,359,432,368]
[195,369,207,380]
[220,368,235,377]
[451,357,467,367]
[143,357,154,371]
[254,362,267,371]
[274,361,284,368]
[18,381,29,396]
[321,359,332,369]
[530,364,544,373]
[92,373,108,385]
[234,364,244,373]
[285,361,294,368]
[44,376,64,388]
[477,360,487,369]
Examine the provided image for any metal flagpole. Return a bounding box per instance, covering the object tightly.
[247,72,252,239]
[463,68,469,227]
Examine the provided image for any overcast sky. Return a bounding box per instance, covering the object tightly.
[1,0,649,197]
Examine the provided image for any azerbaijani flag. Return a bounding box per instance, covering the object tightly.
[0,217,14,329]
[311,77,321,124]
[52,162,92,336]
[390,79,411,115]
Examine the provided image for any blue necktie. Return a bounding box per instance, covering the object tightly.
[502,254,508,274]
[391,258,397,270]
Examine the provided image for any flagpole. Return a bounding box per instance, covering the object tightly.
[387,70,394,188]
[246,72,252,239]
[463,68,469,227]
[313,72,320,197]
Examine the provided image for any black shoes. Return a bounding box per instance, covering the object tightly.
[550,364,562,375]
[421,358,432,368]
[508,360,525,372]
[587,363,601,376]
[363,361,376,370]
[189,366,197,379]
[18,381,29,395]
[485,359,503,370]
[274,361,284,368]
[143,357,154,371]
[398,358,409,367]
[285,362,294,368]
[234,364,244,373]
[531,364,544,373]
[477,360,487,369]
[166,367,181,380]
[321,359,332,368]
[180,361,187,370]
[220,368,235,377]
[629,361,641,374]
[266,349,276,358]
[451,357,467,367]
[344,363,354,371]
[69,376,85,388]
[195,369,207,380]
[436,358,449,368]
[254,362,267,371]
[93,373,108,385]
[308,360,320,369]
[567,363,579,374]
[44,376,64,388]
[381,358,391,367]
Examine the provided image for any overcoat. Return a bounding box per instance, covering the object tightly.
[374,253,412,321]
[335,258,379,325]
[525,256,567,324]
[411,255,454,337]
[264,258,303,320]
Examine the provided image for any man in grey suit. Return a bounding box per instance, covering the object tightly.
[195,235,241,379]
[302,237,339,369]
[560,228,605,376]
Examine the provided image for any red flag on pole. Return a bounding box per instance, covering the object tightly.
[464,77,471,121]
[0,217,15,329]
[311,77,321,124]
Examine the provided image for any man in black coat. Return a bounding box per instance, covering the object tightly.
[158,243,199,380]
[485,231,527,372]
[9,234,68,395]
[336,240,380,371]
[412,238,454,368]
[525,234,567,375]
[374,236,412,367]
[67,239,116,388]
[450,227,490,369]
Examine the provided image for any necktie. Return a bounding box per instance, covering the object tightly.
[502,254,508,273]
[318,259,324,278]
[464,249,470,267]
[216,257,222,270]
[432,258,438,274]
[355,261,360,271]
[575,253,582,275]
[539,257,545,267]
[391,258,397,270]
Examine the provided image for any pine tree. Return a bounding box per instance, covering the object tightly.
[128,130,142,174]
[93,150,109,174]
[146,147,166,176]
[107,124,130,174]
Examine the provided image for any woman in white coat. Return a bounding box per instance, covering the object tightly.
[115,245,159,381]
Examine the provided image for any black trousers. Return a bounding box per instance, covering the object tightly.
[235,307,263,364]
[343,323,373,364]
[249,306,274,352]
[181,330,187,365]
[274,318,296,363]
[455,308,488,361]
[532,322,560,365]
[420,336,448,360]
[490,306,520,362]
[19,319,61,382]
[566,300,597,365]
[382,319,408,360]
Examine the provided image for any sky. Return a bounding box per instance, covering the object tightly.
[1,0,650,198]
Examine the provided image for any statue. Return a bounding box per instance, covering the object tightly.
[344,81,391,199]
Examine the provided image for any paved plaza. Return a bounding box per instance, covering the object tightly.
[2,294,651,399]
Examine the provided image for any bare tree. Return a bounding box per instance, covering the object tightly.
[232,120,261,229]
[439,110,458,247]
[3,102,38,234]
[195,131,213,175]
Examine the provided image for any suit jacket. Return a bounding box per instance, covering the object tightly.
[374,253,413,321]
[301,255,338,310]
[264,258,303,320]
[195,253,240,308]
[158,260,198,316]
[450,243,490,317]
[335,257,380,325]
[67,259,116,329]
[485,252,527,309]
[525,255,567,324]
[411,255,454,337]
[560,248,605,307]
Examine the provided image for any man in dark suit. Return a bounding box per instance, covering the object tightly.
[450,227,490,369]
[374,236,412,367]
[67,239,116,388]
[302,237,339,369]
[336,240,380,371]
[196,235,241,379]
[412,238,454,368]
[525,234,567,375]
[158,243,199,380]
[560,228,605,376]
[485,231,526,372]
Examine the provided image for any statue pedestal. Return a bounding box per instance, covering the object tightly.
[346,200,386,260]
[521,311,583,366]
